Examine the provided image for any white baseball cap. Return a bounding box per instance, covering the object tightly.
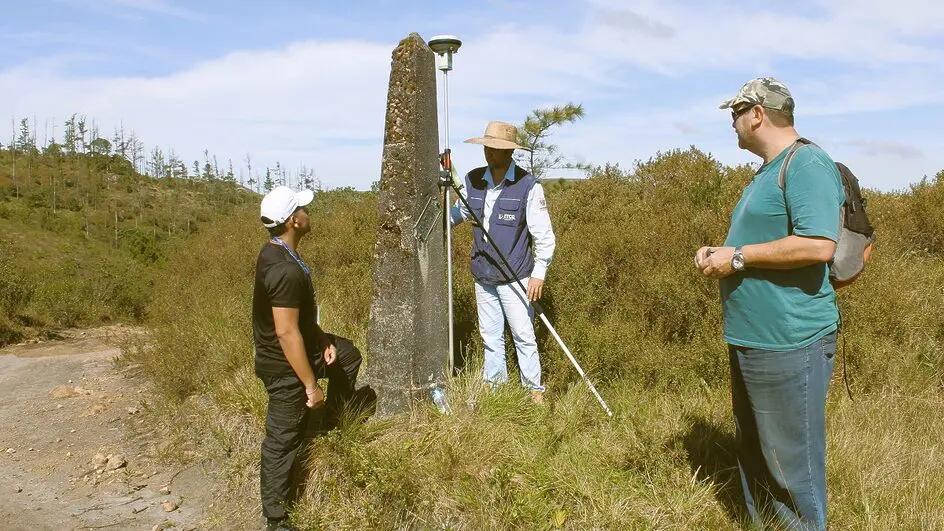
[260,186,315,228]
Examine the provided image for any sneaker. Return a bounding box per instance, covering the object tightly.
[267,518,300,531]
[531,390,544,405]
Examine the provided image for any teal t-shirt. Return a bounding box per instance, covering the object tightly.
[721,143,845,351]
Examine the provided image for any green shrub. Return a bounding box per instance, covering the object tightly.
[136,150,944,527]
[136,208,260,399]
[121,227,167,265]
[140,148,944,401]
[0,222,153,343]
[905,172,944,255]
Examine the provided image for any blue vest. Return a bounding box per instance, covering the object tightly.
[465,166,536,284]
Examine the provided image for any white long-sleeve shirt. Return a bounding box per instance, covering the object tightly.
[450,164,556,280]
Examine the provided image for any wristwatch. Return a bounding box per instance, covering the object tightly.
[731,246,746,272]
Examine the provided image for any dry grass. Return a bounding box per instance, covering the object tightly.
[175,366,944,530]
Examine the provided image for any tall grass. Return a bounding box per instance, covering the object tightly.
[0,220,151,344]
[134,149,944,528]
[284,372,944,530]
[133,188,378,401]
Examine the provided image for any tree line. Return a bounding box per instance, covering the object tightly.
[4,113,321,198]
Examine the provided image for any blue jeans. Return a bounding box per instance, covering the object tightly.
[475,279,544,392]
[729,331,836,530]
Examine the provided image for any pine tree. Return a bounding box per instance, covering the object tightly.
[275,161,285,187]
[514,103,586,178]
[63,114,78,154]
[224,159,235,183]
[76,115,88,154]
[245,153,255,192]
[89,137,112,156]
[113,125,128,161]
[202,149,213,181]
[149,146,166,178]
[127,131,144,174]
[16,118,36,154]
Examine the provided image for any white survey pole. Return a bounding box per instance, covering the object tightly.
[429,35,461,376]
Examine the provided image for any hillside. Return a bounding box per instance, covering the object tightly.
[0,147,257,345]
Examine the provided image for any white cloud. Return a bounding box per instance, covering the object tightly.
[580,0,944,72]
[673,122,701,134]
[816,0,944,36]
[2,40,392,187]
[840,153,938,192]
[593,8,677,39]
[2,0,942,192]
[56,0,204,21]
[843,140,924,160]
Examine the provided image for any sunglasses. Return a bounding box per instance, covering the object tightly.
[731,104,756,122]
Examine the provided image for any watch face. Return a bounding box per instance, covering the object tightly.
[733,253,745,271]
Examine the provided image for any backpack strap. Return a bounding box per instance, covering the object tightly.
[777,137,815,189]
[777,137,816,233]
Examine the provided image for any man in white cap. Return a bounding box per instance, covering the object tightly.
[696,78,844,530]
[252,186,363,531]
[451,120,556,403]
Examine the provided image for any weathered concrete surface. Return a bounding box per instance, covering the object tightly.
[363,33,447,416]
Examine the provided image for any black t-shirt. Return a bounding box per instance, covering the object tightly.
[252,242,329,377]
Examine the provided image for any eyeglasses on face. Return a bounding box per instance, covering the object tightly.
[731,104,756,122]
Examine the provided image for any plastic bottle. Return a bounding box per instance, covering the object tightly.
[430,385,452,415]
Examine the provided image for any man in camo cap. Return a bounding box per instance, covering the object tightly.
[696,77,845,530]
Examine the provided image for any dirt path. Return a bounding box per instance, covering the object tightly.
[0,327,215,531]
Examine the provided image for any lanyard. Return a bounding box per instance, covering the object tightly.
[270,237,310,277]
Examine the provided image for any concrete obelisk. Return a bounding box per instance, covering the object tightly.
[363,33,448,416]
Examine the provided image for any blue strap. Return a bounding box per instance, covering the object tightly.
[270,238,310,277]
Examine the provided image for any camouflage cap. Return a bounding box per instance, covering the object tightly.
[718,77,795,115]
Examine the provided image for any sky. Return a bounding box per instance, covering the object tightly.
[2,0,942,192]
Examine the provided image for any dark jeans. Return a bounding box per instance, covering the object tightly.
[729,331,836,530]
[259,334,362,520]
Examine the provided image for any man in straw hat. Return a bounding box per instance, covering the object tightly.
[253,186,364,531]
[451,120,556,404]
[695,78,844,530]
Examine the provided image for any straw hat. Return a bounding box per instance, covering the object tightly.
[463,121,529,150]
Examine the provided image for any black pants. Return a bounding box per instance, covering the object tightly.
[259,334,362,520]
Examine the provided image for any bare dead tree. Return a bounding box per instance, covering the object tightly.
[10,118,19,199]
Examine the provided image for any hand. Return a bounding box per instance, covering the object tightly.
[697,246,736,279]
[527,278,545,302]
[449,164,463,191]
[305,384,325,409]
[694,246,713,269]
[323,343,337,366]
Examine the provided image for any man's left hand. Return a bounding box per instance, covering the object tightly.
[323,343,337,365]
[527,278,545,302]
[697,246,737,279]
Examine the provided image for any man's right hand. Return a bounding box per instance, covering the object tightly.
[695,246,713,269]
[305,384,325,409]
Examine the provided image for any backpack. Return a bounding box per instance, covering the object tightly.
[779,138,875,288]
